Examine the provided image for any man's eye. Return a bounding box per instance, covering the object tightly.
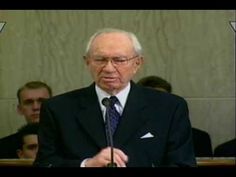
[113,57,126,63]
[23,100,34,105]
[38,98,47,103]
[26,144,38,150]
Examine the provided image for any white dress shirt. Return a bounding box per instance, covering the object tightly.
[95,82,131,121]
[81,82,131,167]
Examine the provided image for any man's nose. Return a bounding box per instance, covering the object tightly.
[32,101,40,109]
[103,60,116,71]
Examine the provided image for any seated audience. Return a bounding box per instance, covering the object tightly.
[191,128,213,157]
[0,81,52,158]
[214,138,236,157]
[137,75,213,157]
[16,123,39,159]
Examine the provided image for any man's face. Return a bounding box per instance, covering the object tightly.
[17,88,50,123]
[17,134,38,159]
[86,32,143,95]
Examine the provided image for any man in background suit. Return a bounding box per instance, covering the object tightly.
[34,28,196,167]
[137,75,213,157]
[16,123,39,159]
[214,138,236,157]
[0,81,52,158]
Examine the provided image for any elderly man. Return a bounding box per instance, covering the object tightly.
[34,28,196,167]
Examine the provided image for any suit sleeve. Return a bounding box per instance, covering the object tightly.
[34,101,83,167]
[164,98,197,167]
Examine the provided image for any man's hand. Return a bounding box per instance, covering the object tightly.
[85,147,128,167]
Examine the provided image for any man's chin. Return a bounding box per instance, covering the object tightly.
[103,86,123,95]
[29,116,40,123]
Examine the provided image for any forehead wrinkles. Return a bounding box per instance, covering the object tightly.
[90,33,134,55]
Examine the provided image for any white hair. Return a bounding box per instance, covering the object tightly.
[85,28,142,56]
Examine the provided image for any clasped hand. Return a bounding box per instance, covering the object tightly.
[85,147,128,167]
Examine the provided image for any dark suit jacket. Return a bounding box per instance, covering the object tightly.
[34,82,196,167]
[192,128,213,157]
[214,138,236,157]
[0,133,19,158]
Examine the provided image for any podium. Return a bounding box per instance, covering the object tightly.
[0,159,33,167]
[196,157,235,167]
[0,157,235,167]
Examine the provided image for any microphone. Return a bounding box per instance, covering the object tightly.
[102,97,117,167]
[102,97,111,107]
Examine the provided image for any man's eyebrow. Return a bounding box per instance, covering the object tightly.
[26,144,38,148]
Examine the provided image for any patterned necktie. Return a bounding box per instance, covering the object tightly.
[106,96,121,136]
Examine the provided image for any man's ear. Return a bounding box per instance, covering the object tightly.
[17,104,23,116]
[136,56,144,66]
[132,57,144,74]
[83,56,90,66]
[17,149,23,159]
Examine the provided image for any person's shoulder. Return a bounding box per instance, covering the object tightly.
[53,88,86,99]
[0,132,18,142]
[0,132,19,158]
[217,138,236,149]
[137,84,184,100]
[46,84,93,104]
[192,128,211,145]
[192,128,210,136]
[135,83,186,105]
[214,138,236,156]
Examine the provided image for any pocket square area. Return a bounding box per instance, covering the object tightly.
[140,132,154,139]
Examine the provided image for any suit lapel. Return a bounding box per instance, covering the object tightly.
[114,82,150,146]
[74,82,151,149]
[74,83,107,148]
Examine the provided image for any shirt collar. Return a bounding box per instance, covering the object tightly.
[95,82,131,108]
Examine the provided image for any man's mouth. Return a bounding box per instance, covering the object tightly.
[102,77,117,82]
[31,114,39,118]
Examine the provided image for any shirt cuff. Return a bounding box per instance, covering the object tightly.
[80,158,90,167]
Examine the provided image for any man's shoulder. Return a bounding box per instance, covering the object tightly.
[217,139,236,150]
[192,128,210,137]
[135,84,185,103]
[50,85,93,101]
[43,84,95,108]
[0,132,19,158]
[0,132,18,143]
[214,138,236,156]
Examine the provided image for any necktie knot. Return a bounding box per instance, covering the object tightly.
[109,96,119,106]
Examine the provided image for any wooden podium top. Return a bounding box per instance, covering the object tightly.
[0,159,33,166]
[0,157,235,167]
[196,157,235,167]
